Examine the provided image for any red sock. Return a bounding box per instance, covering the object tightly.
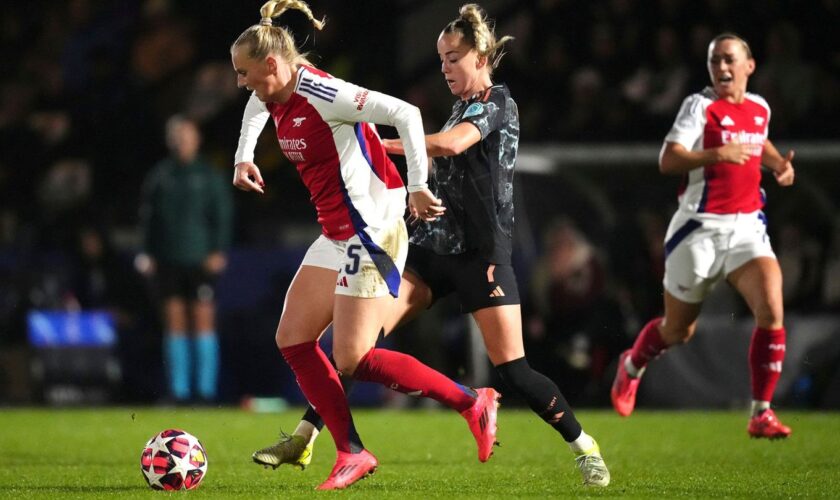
[629,318,669,370]
[749,327,786,402]
[354,348,475,412]
[280,341,362,453]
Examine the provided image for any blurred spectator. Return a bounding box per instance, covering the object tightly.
[753,22,817,138]
[622,26,689,125]
[137,115,233,403]
[776,222,823,311]
[70,225,159,401]
[526,218,622,403]
[609,207,669,327]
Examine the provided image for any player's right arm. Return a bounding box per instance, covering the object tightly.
[382,124,482,158]
[233,93,269,193]
[659,93,751,175]
[659,141,752,175]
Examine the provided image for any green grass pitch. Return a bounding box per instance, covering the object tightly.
[0,407,838,498]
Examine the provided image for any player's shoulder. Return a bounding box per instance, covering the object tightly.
[296,65,341,104]
[688,87,716,106]
[744,92,771,113]
[469,84,513,115]
[485,83,513,104]
[676,87,715,117]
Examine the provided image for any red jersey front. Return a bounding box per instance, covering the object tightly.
[235,66,416,240]
[665,87,770,214]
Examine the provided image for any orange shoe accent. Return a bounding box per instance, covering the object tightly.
[316,449,378,490]
[461,387,501,462]
[611,350,641,417]
[748,409,791,439]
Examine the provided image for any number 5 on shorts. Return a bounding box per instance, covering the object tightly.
[345,244,362,275]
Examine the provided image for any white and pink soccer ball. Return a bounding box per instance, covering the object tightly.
[140,429,208,490]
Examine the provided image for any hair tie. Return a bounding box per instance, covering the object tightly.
[260,17,273,26]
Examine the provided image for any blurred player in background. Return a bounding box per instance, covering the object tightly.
[230,0,501,490]
[137,115,233,404]
[611,33,795,439]
[251,3,609,487]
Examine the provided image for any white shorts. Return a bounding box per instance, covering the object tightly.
[301,218,408,298]
[663,210,776,303]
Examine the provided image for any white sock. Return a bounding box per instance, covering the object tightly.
[750,400,770,417]
[294,420,319,445]
[568,430,596,454]
[625,354,646,378]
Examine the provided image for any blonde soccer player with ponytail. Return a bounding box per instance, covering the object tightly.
[231,0,501,490]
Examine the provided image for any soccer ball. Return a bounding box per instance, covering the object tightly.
[140,429,208,490]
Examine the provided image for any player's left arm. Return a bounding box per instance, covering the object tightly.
[762,139,795,187]
[325,77,442,220]
[325,78,428,192]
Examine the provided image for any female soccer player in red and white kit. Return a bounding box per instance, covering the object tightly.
[231,0,499,490]
[611,33,795,439]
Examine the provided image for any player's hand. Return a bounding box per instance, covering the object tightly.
[774,149,795,187]
[408,188,445,223]
[233,162,265,194]
[203,252,228,275]
[718,139,752,164]
[382,138,405,156]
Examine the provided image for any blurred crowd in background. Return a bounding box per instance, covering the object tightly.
[1,0,839,406]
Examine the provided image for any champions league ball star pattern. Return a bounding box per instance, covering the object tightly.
[140,429,208,490]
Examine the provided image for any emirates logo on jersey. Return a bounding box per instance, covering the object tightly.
[278,137,307,162]
[721,130,765,156]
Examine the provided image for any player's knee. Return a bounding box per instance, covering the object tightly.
[274,324,298,350]
[754,302,783,329]
[332,348,366,377]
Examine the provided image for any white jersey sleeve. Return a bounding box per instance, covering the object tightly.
[300,72,429,192]
[234,93,270,165]
[664,92,709,151]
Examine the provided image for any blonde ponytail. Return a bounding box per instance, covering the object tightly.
[259,0,325,30]
[232,0,325,66]
[444,3,513,73]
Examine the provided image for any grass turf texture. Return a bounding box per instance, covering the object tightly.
[0,408,837,498]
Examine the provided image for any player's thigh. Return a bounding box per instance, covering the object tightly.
[276,264,337,347]
[163,296,189,331]
[191,300,215,332]
[332,294,395,374]
[336,218,408,299]
[663,228,722,303]
[727,256,784,328]
[472,304,525,366]
[455,257,520,314]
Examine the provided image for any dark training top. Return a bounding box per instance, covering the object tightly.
[140,157,233,267]
[410,84,519,264]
